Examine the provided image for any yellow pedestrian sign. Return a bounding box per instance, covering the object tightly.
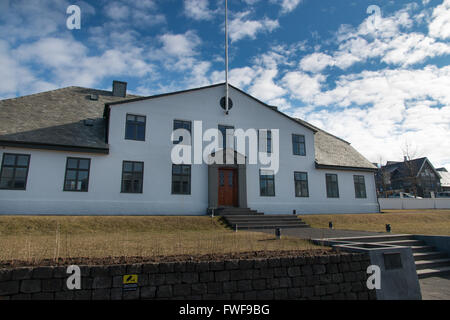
[123,274,138,285]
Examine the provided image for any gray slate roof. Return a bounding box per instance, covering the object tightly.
[439,171,450,187]
[0,86,138,150]
[0,85,376,171]
[294,118,377,171]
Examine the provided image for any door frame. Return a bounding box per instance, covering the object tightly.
[218,167,239,207]
[207,150,247,209]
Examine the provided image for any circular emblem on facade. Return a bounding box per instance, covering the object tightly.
[220,97,233,110]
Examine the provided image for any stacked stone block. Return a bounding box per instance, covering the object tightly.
[0,253,376,300]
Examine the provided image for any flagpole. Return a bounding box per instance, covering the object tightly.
[225,0,229,114]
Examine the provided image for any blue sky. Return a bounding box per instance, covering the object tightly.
[0,0,449,168]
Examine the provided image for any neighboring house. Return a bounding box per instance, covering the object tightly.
[0,82,379,215]
[376,157,442,198]
[437,168,450,192]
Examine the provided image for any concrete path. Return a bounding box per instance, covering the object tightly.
[252,227,385,240]
[420,275,450,300]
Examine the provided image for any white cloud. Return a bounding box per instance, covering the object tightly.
[229,11,279,42]
[184,0,215,20]
[249,68,286,101]
[271,0,303,14]
[12,37,154,88]
[159,31,201,57]
[316,4,450,70]
[283,65,450,167]
[104,1,165,27]
[104,1,130,20]
[0,40,57,98]
[282,71,326,102]
[211,66,257,88]
[299,52,334,73]
[429,0,450,39]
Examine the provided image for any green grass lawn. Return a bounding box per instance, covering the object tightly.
[0,216,320,264]
[300,209,450,236]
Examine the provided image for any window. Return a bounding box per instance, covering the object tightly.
[172,164,191,195]
[218,125,234,149]
[294,172,309,197]
[125,114,146,141]
[0,153,30,190]
[258,130,272,153]
[64,158,90,192]
[121,161,144,193]
[260,169,275,196]
[354,175,367,198]
[292,134,306,156]
[326,173,339,198]
[173,120,192,144]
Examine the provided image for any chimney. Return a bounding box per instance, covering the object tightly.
[112,80,127,97]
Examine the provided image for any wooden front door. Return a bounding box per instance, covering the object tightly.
[218,168,238,207]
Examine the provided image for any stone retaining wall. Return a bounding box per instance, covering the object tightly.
[0,252,375,300]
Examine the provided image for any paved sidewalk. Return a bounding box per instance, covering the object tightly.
[252,227,385,240]
[420,275,450,300]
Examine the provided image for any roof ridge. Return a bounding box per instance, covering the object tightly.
[0,86,81,102]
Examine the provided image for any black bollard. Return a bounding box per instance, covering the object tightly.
[275,228,282,240]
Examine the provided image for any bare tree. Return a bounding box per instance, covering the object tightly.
[376,155,390,197]
[401,141,423,197]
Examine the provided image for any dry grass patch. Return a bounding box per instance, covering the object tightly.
[300,209,450,236]
[0,216,321,265]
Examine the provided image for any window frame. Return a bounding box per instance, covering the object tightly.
[218,124,235,149]
[292,134,306,156]
[325,173,339,198]
[171,164,191,195]
[125,113,146,141]
[259,169,275,197]
[173,119,192,145]
[258,129,273,154]
[63,157,91,192]
[353,175,367,199]
[0,153,31,191]
[294,171,309,198]
[121,161,144,194]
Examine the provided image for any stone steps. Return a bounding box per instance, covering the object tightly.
[413,251,448,261]
[377,239,426,247]
[415,258,450,270]
[215,208,263,216]
[222,214,309,230]
[410,245,436,253]
[323,234,415,243]
[417,266,450,279]
[315,234,450,279]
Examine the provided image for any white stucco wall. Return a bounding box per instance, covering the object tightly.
[0,85,379,215]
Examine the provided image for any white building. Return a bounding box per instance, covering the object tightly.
[0,82,379,215]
